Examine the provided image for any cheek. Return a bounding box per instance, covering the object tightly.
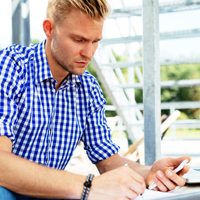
[51,37,60,53]
[52,41,67,56]
[52,37,81,60]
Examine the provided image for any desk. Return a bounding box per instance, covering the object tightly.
[162,191,200,200]
[136,185,200,200]
[162,185,200,199]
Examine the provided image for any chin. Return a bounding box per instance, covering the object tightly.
[72,70,85,76]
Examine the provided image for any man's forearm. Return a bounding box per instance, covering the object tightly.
[96,154,151,180]
[0,150,85,199]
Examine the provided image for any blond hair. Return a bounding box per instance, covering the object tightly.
[47,0,109,23]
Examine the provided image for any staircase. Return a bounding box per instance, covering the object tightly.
[92,0,200,143]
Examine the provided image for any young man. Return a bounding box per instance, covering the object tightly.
[0,0,189,199]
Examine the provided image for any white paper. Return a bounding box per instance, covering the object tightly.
[136,188,182,200]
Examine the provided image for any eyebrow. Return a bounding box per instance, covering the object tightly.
[71,34,102,42]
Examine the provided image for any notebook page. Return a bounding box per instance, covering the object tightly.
[135,188,178,200]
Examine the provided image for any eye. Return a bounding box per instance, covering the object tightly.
[92,40,99,44]
[93,38,101,44]
[74,38,85,43]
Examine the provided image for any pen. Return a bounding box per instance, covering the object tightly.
[148,159,189,190]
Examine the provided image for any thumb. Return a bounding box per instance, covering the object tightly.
[173,157,191,175]
[175,156,191,165]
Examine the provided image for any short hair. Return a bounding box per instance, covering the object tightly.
[47,0,110,23]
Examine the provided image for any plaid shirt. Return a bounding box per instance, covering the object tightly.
[0,42,119,169]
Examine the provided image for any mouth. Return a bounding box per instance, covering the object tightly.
[75,61,89,67]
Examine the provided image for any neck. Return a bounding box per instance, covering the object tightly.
[45,40,69,89]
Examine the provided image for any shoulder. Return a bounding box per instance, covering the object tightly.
[0,44,40,90]
[0,43,37,63]
[79,71,101,89]
[0,44,37,71]
[78,71,106,104]
[0,43,40,77]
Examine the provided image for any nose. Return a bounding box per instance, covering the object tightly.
[80,43,95,59]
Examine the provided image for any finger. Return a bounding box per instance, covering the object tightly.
[166,157,190,177]
[173,157,191,169]
[153,179,168,192]
[165,169,186,187]
[129,180,146,196]
[156,170,177,191]
[125,188,141,200]
[175,156,191,163]
[118,178,144,200]
[178,165,190,176]
[153,171,169,192]
[153,178,168,192]
[119,167,145,196]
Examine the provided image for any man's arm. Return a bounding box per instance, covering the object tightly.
[0,136,12,152]
[96,153,150,180]
[0,136,85,199]
[0,136,146,200]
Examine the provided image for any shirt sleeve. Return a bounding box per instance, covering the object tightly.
[81,77,120,163]
[0,48,24,144]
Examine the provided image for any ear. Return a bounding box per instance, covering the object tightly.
[43,18,54,38]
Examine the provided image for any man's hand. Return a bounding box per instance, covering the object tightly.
[146,157,190,192]
[89,165,146,200]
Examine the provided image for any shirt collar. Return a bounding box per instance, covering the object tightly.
[34,41,81,87]
[34,41,53,85]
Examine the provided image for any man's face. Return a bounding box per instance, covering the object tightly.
[48,9,103,76]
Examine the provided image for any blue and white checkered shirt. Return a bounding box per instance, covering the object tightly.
[0,42,119,169]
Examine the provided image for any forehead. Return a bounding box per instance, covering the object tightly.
[57,9,104,38]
